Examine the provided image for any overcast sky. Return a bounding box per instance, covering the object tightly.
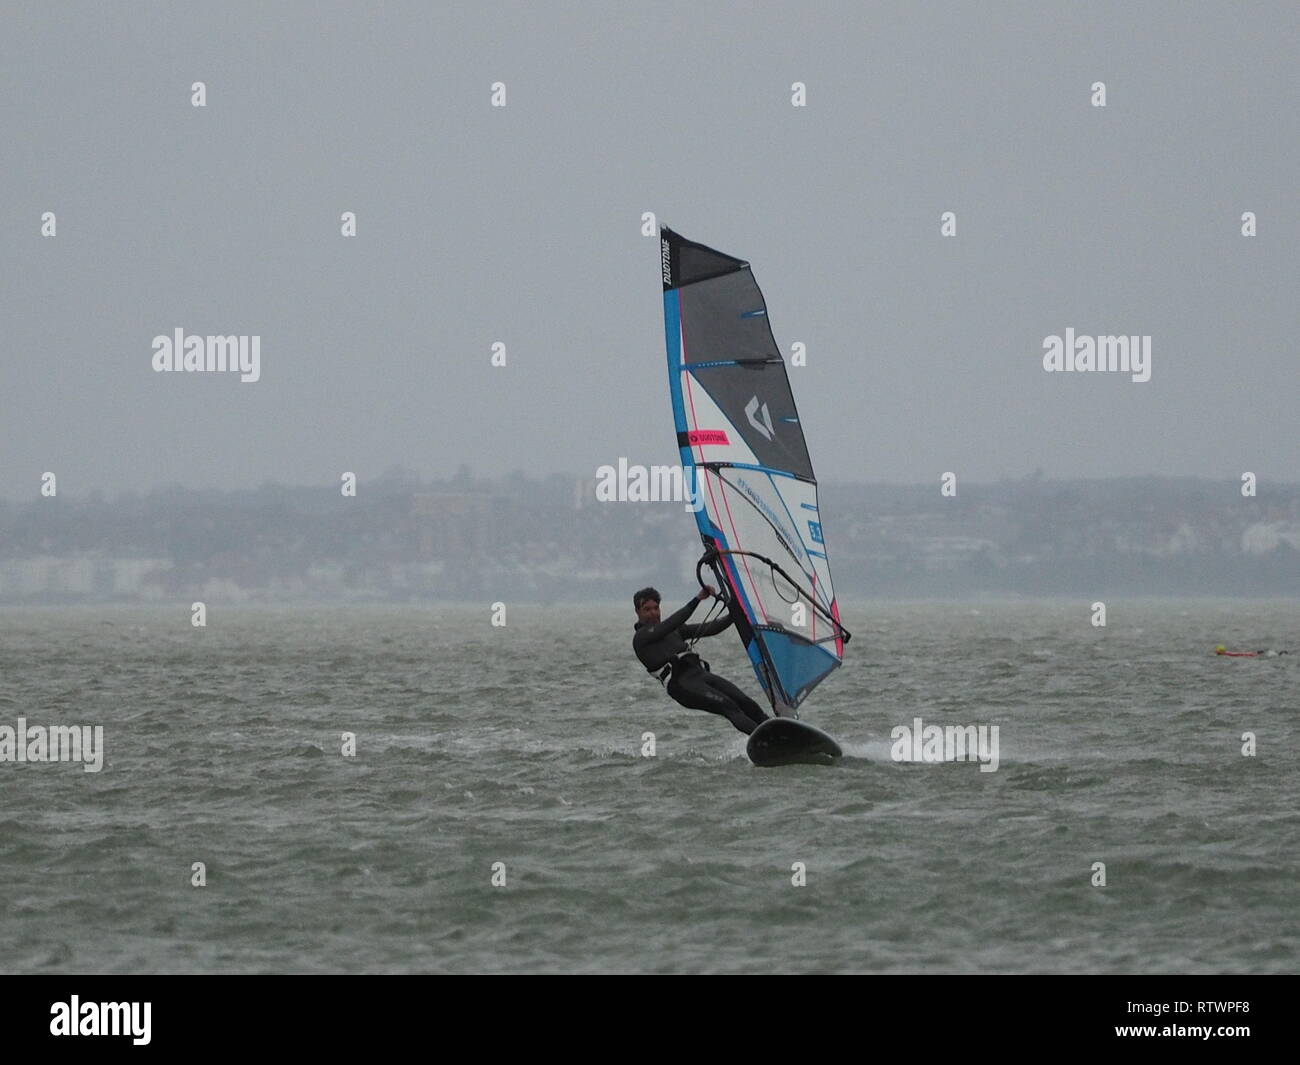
[2,0,1296,501]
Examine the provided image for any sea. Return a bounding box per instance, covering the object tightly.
[1,600,1296,974]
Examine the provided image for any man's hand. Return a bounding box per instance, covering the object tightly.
[697,585,718,601]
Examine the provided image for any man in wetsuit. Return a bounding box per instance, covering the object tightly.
[632,585,771,735]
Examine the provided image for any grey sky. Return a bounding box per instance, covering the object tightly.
[2,0,1297,501]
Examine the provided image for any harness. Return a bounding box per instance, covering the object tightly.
[639,590,725,691]
[648,651,709,687]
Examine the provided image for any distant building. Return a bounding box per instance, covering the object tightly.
[411,492,492,558]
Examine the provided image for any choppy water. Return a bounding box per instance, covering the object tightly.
[1,600,1297,973]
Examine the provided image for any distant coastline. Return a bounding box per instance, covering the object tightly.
[2,473,1296,603]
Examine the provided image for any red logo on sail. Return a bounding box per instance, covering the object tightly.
[687,429,730,446]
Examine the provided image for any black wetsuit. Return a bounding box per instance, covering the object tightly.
[633,597,770,735]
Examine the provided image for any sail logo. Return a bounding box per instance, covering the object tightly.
[890,717,999,772]
[595,458,703,512]
[745,396,775,440]
[661,237,672,286]
[1042,329,1151,382]
[733,475,804,565]
[686,429,730,446]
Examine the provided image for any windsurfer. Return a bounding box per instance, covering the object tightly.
[632,586,771,735]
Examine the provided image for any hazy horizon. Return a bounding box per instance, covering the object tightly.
[3,1,1297,502]
[4,469,1300,506]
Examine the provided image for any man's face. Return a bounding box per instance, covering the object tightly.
[636,598,661,625]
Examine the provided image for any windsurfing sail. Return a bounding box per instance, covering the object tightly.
[658,227,850,717]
